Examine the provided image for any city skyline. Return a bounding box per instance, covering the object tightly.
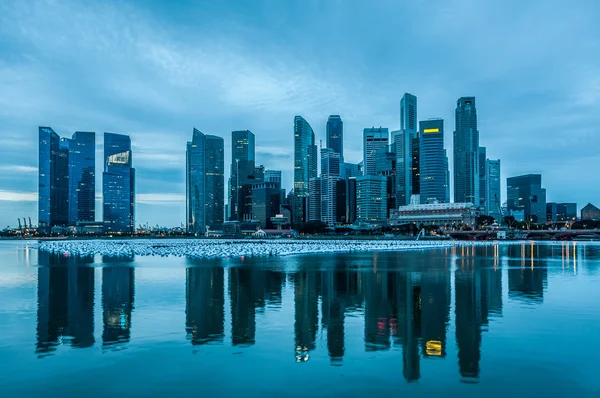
[1,1,599,227]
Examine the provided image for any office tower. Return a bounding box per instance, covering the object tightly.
[326,115,344,162]
[391,128,414,206]
[346,177,357,224]
[343,162,362,179]
[363,127,389,176]
[486,159,501,221]
[254,165,265,183]
[546,202,558,223]
[320,148,341,226]
[401,93,417,134]
[478,147,487,211]
[67,132,96,224]
[419,119,446,204]
[547,203,577,223]
[103,133,135,233]
[38,127,70,231]
[308,177,322,222]
[230,130,255,221]
[186,129,224,234]
[335,179,347,224]
[356,175,387,224]
[264,170,282,188]
[454,97,480,204]
[444,150,450,203]
[251,182,281,229]
[412,136,420,196]
[375,145,396,215]
[293,116,317,225]
[507,174,547,223]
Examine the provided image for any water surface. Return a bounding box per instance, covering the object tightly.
[1,241,599,397]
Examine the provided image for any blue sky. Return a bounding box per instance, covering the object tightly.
[0,0,599,227]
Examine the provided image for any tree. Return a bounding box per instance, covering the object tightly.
[476,215,495,229]
[503,216,516,229]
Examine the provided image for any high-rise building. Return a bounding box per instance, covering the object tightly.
[186,129,224,234]
[507,174,546,223]
[335,179,347,224]
[486,159,501,221]
[391,129,413,206]
[400,93,417,134]
[419,119,446,204]
[320,148,341,226]
[363,128,389,176]
[308,177,321,222]
[412,136,420,197]
[346,177,357,224]
[454,97,480,205]
[293,116,317,225]
[230,130,255,221]
[39,127,95,231]
[547,202,577,223]
[478,146,487,211]
[443,150,450,203]
[254,165,265,183]
[343,162,362,179]
[103,133,135,233]
[67,132,96,224]
[251,182,281,229]
[326,115,343,162]
[264,170,282,188]
[356,175,387,225]
[375,145,396,216]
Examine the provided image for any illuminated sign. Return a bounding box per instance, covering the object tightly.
[423,128,439,133]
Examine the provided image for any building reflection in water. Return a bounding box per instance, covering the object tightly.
[185,264,225,345]
[293,270,320,361]
[101,255,135,350]
[507,244,548,304]
[36,251,95,357]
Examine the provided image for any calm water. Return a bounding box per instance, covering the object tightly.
[1,241,600,397]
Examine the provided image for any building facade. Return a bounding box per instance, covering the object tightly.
[506,174,546,224]
[308,177,322,222]
[389,202,478,228]
[251,182,281,229]
[363,127,389,176]
[230,130,255,221]
[67,131,96,224]
[486,159,501,221]
[293,116,317,225]
[103,133,135,233]
[581,203,600,220]
[454,97,480,205]
[356,175,387,225]
[419,119,446,204]
[547,202,577,223]
[391,129,414,206]
[478,146,487,211]
[320,148,341,226]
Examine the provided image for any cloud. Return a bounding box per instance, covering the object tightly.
[0,165,37,173]
[136,193,185,205]
[0,190,37,202]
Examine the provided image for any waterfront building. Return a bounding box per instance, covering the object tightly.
[389,202,478,228]
[293,116,317,225]
[391,129,413,206]
[478,147,487,211]
[356,175,387,225]
[251,182,281,229]
[363,127,389,176]
[443,150,450,203]
[581,203,600,220]
[39,127,95,231]
[346,177,357,224]
[412,136,420,196]
[308,177,322,223]
[230,130,255,221]
[320,148,341,226]
[375,145,396,217]
[326,115,343,162]
[419,119,446,204]
[546,202,577,223]
[186,129,224,234]
[454,97,480,204]
[335,179,347,224]
[103,133,135,233]
[506,174,546,223]
[486,159,502,221]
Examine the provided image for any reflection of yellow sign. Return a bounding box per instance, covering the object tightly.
[423,128,439,133]
[426,340,442,356]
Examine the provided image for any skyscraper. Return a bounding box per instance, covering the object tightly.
[186,129,225,234]
[412,136,420,197]
[363,127,389,176]
[478,146,487,211]
[507,174,546,223]
[103,133,135,233]
[67,131,96,224]
[486,159,501,221]
[293,116,317,225]
[308,177,321,222]
[419,119,446,204]
[356,175,387,225]
[391,129,413,206]
[326,115,343,162]
[443,150,450,203]
[320,148,341,226]
[400,93,417,134]
[454,97,480,204]
[230,130,255,221]
[38,127,75,230]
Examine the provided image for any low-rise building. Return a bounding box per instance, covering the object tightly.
[389,202,478,228]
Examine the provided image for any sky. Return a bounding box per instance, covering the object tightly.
[0,0,599,228]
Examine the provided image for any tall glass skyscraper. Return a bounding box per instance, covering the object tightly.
[68,132,96,224]
[454,97,480,204]
[391,129,413,206]
[363,127,389,176]
[293,116,317,225]
[186,129,225,234]
[419,119,446,204]
[326,115,343,162]
[103,133,135,233]
[486,159,501,221]
[320,148,341,226]
[507,174,546,223]
[38,127,69,230]
[230,130,255,221]
[400,93,417,135]
[478,146,487,212]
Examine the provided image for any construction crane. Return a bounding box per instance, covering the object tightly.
[29,217,33,229]
[17,218,22,230]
